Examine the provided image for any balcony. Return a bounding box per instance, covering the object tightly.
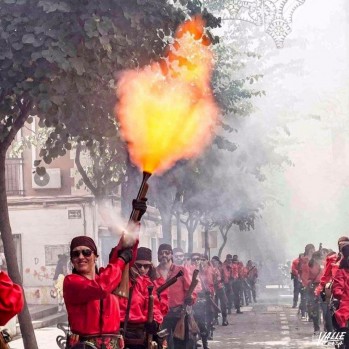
[5,158,24,196]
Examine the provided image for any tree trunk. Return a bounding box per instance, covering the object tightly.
[175,212,182,248]
[218,227,228,259]
[203,221,209,258]
[0,151,38,349]
[121,158,140,219]
[185,213,199,253]
[158,206,172,244]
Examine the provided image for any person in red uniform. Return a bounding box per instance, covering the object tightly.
[211,256,228,326]
[63,235,135,349]
[306,251,324,335]
[0,271,24,326]
[246,260,258,303]
[231,255,243,314]
[173,247,185,266]
[291,254,301,308]
[222,254,233,314]
[298,244,315,319]
[314,237,349,332]
[120,247,165,349]
[332,244,349,347]
[156,244,196,349]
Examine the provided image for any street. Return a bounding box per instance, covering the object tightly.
[208,288,325,349]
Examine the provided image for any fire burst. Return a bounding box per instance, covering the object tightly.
[116,16,219,174]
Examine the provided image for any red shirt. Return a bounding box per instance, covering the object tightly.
[63,259,125,336]
[291,258,300,279]
[156,264,196,308]
[222,262,232,284]
[119,274,163,324]
[246,265,258,281]
[199,265,215,296]
[153,275,169,317]
[307,261,323,284]
[332,268,349,328]
[0,272,24,326]
[231,262,242,279]
[299,255,310,287]
[212,265,224,290]
[315,253,339,295]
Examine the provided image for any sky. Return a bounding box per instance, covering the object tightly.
[206,0,349,263]
[258,0,349,258]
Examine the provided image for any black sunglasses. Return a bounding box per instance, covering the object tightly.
[135,263,151,269]
[159,250,171,255]
[192,258,200,262]
[71,249,93,258]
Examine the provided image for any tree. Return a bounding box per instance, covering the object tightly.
[0,1,217,347]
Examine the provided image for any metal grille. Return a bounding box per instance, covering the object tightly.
[5,158,24,196]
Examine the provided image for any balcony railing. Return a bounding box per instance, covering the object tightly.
[5,158,24,196]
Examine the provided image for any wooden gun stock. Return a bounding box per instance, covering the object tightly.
[0,332,9,349]
[156,270,184,296]
[186,269,199,299]
[146,285,154,349]
[115,172,150,299]
[173,269,199,341]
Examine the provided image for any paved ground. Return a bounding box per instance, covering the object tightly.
[9,286,333,349]
[209,303,324,349]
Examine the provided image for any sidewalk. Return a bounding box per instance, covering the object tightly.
[9,326,64,349]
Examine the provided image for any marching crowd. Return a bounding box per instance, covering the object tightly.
[5,202,349,349]
[61,236,258,349]
[290,237,349,347]
[0,233,258,349]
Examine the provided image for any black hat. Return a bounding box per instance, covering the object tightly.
[158,243,172,254]
[136,247,152,262]
[70,236,98,257]
[191,252,201,259]
[173,247,184,254]
[211,256,220,261]
[226,254,233,260]
[342,244,349,258]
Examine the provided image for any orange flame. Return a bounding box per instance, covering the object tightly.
[116,16,219,174]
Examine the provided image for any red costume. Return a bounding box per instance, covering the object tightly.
[153,275,169,317]
[0,271,24,326]
[246,265,258,281]
[315,253,339,296]
[299,255,311,287]
[307,261,323,285]
[291,258,300,279]
[332,268,349,328]
[156,264,196,308]
[212,265,224,290]
[119,274,163,324]
[231,261,243,279]
[64,259,126,336]
[199,265,215,296]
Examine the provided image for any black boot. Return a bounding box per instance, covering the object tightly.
[222,316,229,326]
[202,337,210,349]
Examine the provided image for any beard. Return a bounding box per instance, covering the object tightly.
[159,256,170,264]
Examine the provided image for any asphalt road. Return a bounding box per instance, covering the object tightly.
[207,286,330,349]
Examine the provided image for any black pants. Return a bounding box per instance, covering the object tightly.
[225,283,233,311]
[193,298,213,349]
[214,287,228,319]
[231,279,242,311]
[306,285,320,332]
[299,286,307,317]
[247,279,257,302]
[292,278,301,306]
[162,312,192,349]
